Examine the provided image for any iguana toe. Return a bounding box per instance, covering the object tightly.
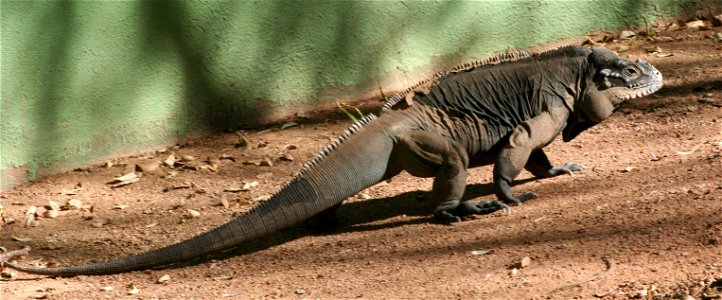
[551,162,585,176]
[504,192,538,205]
[433,210,462,223]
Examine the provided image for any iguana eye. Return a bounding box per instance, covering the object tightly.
[622,67,639,78]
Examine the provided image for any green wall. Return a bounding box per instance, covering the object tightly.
[0,1,696,189]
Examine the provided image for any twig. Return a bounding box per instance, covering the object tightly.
[549,257,615,294]
[0,246,31,264]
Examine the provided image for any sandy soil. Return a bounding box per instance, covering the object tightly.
[1,23,721,300]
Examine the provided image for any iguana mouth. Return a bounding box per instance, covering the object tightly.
[607,68,663,102]
[609,82,663,101]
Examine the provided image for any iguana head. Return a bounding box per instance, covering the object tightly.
[562,47,663,142]
[589,47,663,106]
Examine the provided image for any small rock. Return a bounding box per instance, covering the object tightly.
[66,199,83,210]
[279,153,294,161]
[45,200,60,211]
[510,256,531,269]
[179,155,195,162]
[1,270,15,278]
[157,274,171,283]
[635,287,648,298]
[358,193,371,200]
[240,181,259,191]
[295,289,306,295]
[509,268,518,277]
[650,154,660,161]
[99,286,114,292]
[187,209,201,218]
[42,210,59,219]
[622,166,635,173]
[136,160,160,174]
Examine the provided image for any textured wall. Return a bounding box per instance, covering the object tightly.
[0,0,693,189]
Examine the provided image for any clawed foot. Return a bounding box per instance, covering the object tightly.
[550,162,585,177]
[505,192,538,205]
[433,199,517,223]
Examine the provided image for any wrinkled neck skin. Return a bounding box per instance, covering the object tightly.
[563,60,622,142]
[581,86,617,122]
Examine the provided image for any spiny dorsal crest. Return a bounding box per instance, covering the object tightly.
[380,50,532,113]
[295,113,378,177]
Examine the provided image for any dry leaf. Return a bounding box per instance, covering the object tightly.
[220,153,236,162]
[91,218,110,228]
[686,20,705,29]
[60,187,82,195]
[108,172,140,188]
[11,236,32,242]
[471,250,493,256]
[127,283,139,295]
[618,30,636,39]
[280,122,298,130]
[219,194,230,209]
[145,222,158,228]
[252,195,271,202]
[164,154,176,167]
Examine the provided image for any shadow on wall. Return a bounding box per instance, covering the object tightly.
[3,0,719,189]
[134,1,476,131]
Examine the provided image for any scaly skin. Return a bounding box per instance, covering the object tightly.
[2,46,662,276]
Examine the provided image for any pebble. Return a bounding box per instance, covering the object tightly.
[510,256,531,269]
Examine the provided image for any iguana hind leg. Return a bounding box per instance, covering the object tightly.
[396,131,505,222]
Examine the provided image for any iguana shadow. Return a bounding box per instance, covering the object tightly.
[171,177,538,269]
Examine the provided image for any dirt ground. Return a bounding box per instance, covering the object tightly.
[1,23,721,300]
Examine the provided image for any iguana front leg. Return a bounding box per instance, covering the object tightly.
[494,106,569,205]
[396,131,504,222]
[525,150,585,178]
